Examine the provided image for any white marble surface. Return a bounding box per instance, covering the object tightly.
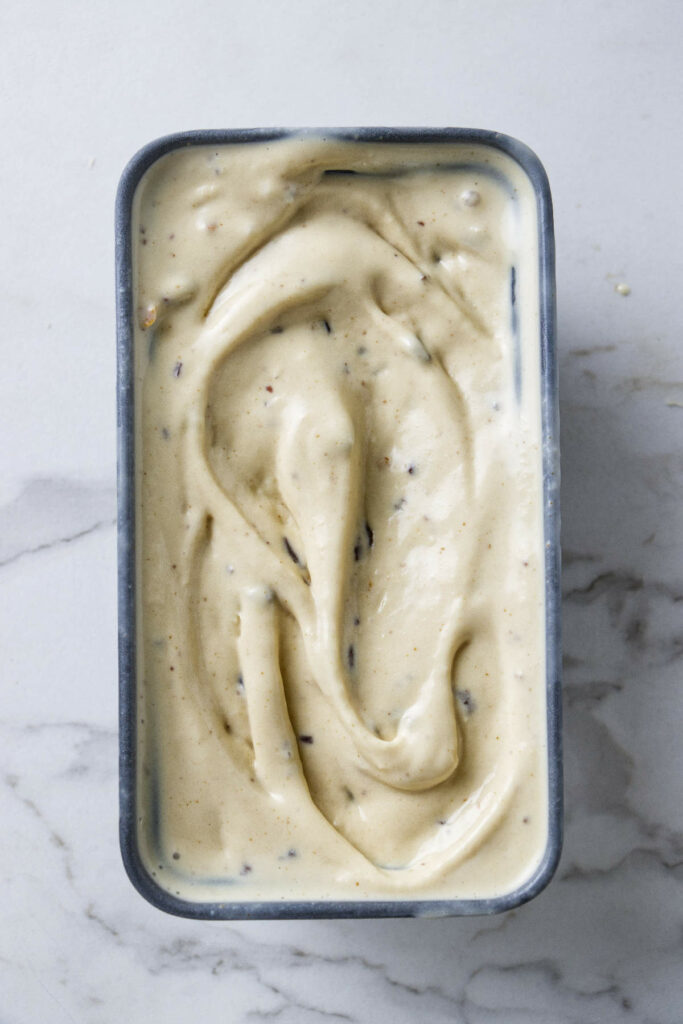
[2,1,682,1021]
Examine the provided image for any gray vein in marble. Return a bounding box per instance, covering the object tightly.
[1,720,118,940]
[465,958,629,1021]
[151,938,361,1022]
[0,477,116,569]
[565,679,633,779]
[563,568,683,665]
[85,903,121,940]
[566,344,617,357]
[560,845,683,884]
[560,713,683,886]
[617,376,683,395]
[468,908,521,945]
[151,926,639,1024]
[245,995,355,1022]
[2,720,117,781]
[4,772,76,883]
[20,721,118,779]
[563,569,683,606]
[560,542,683,895]
[562,549,601,566]
[16,720,116,734]
[0,518,116,569]
[564,679,624,709]
[134,931,471,1020]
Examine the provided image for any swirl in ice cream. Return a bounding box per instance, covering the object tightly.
[133,137,548,901]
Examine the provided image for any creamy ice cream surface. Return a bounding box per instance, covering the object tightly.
[129,135,552,904]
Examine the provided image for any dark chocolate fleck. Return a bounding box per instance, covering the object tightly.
[456,689,476,715]
[240,863,252,876]
[271,325,284,334]
[353,616,361,627]
[322,319,332,334]
[365,522,374,547]
[407,464,416,475]
[161,427,170,440]
[343,786,355,802]
[353,540,362,562]
[347,644,355,669]
[172,852,180,860]
[172,361,183,377]
[236,673,244,692]
[283,537,300,565]
[222,716,231,734]
[299,734,314,744]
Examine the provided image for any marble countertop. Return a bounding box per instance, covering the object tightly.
[2,2,681,1021]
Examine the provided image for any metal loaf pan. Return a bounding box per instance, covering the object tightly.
[116,127,562,919]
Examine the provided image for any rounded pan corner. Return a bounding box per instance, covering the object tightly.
[115,128,292,229]
[116,131,213,214]
[413,802,564,919]
[469,130,556,299]
[116,133,181,234]
[496,816,564,915]
[485,131,553,203]
[119,814,204,920]
[118,815,169,916]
